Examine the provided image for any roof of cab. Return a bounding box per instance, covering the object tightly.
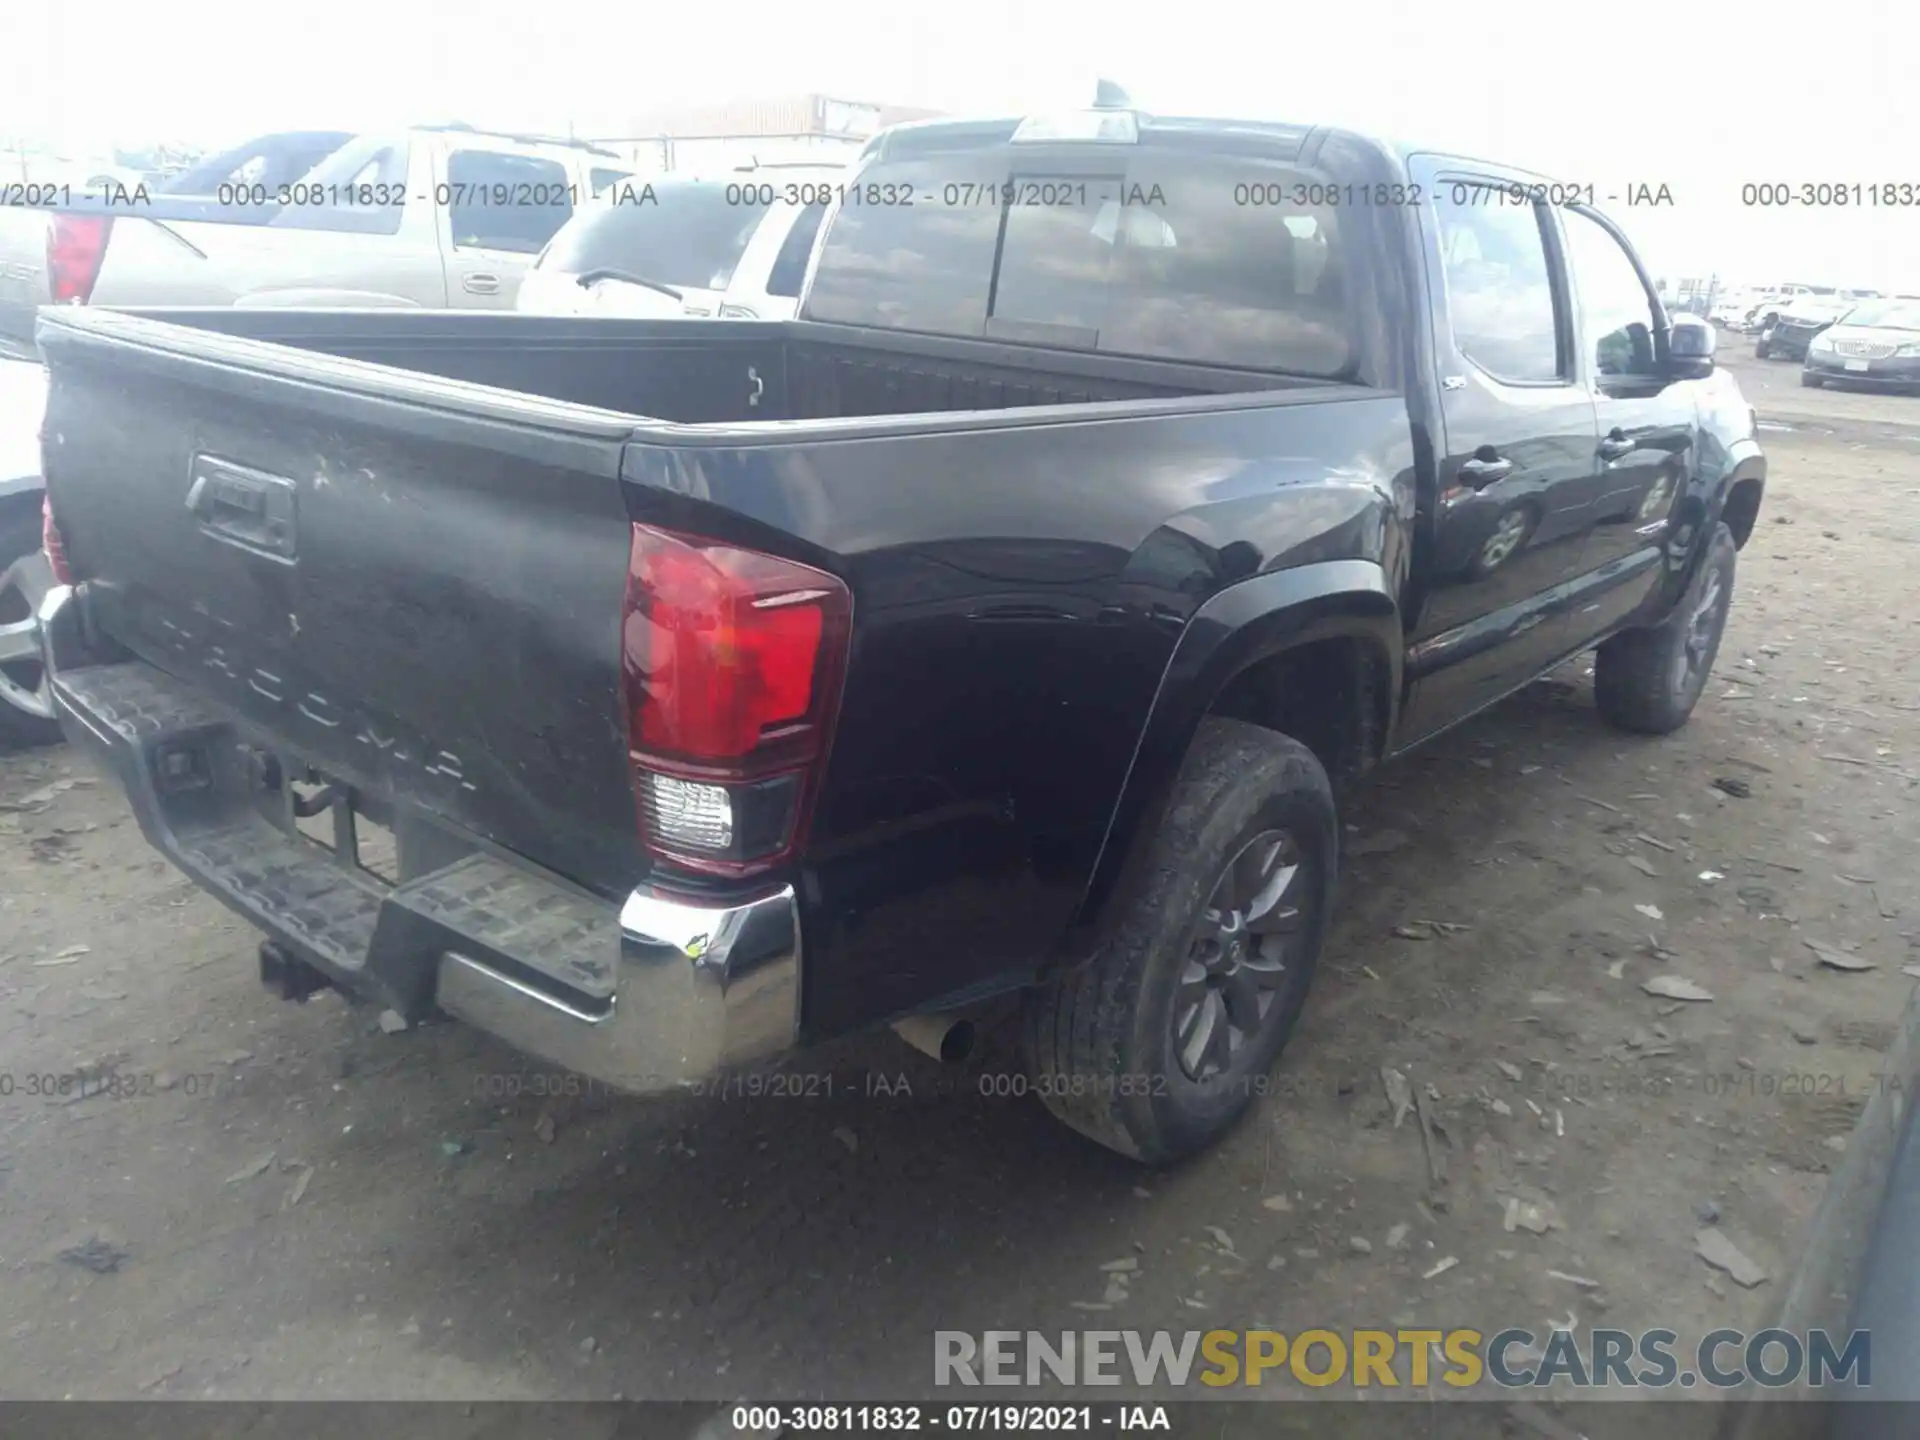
[859,111,1327,164]
[855,111,1560,189]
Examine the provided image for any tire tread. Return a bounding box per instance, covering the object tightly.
[1594,522,1737,736]
[1024,718,1333,1163]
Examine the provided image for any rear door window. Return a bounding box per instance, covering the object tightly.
[269,135,409,235]
[161,132,352,196]
[805,151,1352,375]
[537,181,772,290]
[1430,185,1564,383]
[445,150,575,254]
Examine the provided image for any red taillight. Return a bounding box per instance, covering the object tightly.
[46,215,113,305]
[622,524,850,875]
[42,495,73,585]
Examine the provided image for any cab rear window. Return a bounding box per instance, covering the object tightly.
[804,151,1352,376]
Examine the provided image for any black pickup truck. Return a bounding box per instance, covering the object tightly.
[33,106,1766,1164]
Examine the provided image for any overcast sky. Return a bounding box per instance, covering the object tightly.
[4,0,1917,288]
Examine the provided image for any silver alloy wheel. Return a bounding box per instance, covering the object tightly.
[0,545,55,720]
[1172,829,1306,1082]
[1478,509,1530,571]
[1671,564,1725,695]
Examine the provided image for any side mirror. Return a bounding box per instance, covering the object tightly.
[1668,315,1716,379]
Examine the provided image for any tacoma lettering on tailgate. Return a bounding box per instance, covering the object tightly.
[142,602,479,800]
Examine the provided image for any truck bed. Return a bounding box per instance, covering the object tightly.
[96,307,1304,423]
[36,302,1406,1047]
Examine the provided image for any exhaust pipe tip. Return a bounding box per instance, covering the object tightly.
[892,1014,977,1065]
[937,1019,977,1064]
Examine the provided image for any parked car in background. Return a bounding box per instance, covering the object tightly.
[0,125,634,353]
[0,356,54,742]
[515,167,836,322]
[1737,289,1806,334]
[1,130,365,731]
[148,130,355,202]
[0,130,356,357]
[1757,296,1854,360]
[1657,278,1717,318]
[1802,297,1920,391]
[1710,289,1763,327]
[1734,299,1775,333]
[34,102,1763,1165]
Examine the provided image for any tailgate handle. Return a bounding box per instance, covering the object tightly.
[187,456,298,561]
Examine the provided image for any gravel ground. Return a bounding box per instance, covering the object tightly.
[0,345,1916,1417]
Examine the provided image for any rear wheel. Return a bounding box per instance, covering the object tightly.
[1022,718,1336,1164]
[1754,338,1771,360]
[1593,522,1736,735]
[0,507,62,748]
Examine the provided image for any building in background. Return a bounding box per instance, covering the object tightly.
[589,94,945,173]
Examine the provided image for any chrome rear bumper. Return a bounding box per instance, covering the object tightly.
[435,884,800,1090]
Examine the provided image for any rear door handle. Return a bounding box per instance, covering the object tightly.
[461,272,501,295]
[1598,433,1636,460]
[1457,455,1514,489]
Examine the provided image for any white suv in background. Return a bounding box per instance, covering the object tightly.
[514,165,837,322]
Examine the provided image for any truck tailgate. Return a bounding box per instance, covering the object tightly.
[38,309,645,900]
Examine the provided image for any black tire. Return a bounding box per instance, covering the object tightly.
[0,506,64,748]
[1754,339,1771,360]
[1022,718,1337,1165]
[1593,522,1737,736]
[1802,371,1824,388]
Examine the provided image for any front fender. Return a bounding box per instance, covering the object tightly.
[1706,437,1767,535]
[1066,558,1400,953]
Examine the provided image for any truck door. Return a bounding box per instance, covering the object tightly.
[435,144,577,309]
[1396,162,1599,744]
[1553,205,1697,647]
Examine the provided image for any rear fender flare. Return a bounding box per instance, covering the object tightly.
[1064,558,1400,957]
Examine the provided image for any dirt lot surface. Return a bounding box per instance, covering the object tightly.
[1,345,1916,1418]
